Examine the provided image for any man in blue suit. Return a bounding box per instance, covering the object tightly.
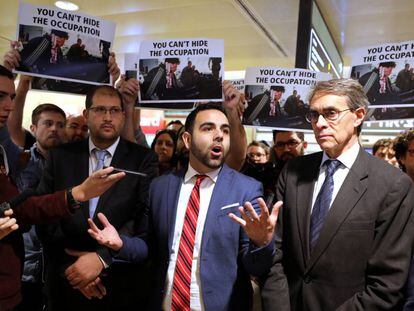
[88,102,281,311]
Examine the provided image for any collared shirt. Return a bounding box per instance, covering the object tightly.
[88,137,120,175]
[88,137,120,268]
[311,141,360,213]
[163,164,221,311]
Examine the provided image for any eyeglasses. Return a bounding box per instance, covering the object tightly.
[306,108,353,123]
[88,106,123,116]
[247,152,266,158]
[274,140,301,149]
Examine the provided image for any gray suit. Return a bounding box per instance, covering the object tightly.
[262,148,414,310]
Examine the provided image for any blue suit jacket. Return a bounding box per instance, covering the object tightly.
[118,164,275,311]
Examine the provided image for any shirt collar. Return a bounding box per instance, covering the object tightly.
[88,136,120,158]
[321,140,360,169]
[184,163,221,184]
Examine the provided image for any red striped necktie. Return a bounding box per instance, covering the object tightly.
[171,174,207,311]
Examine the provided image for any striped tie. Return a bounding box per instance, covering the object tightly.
[310,159,341,251]
[171,175,206,311]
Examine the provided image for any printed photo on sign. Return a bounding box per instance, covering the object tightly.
[350,40,414,108]
[31,77,94,95]
[139,57,222,103]
[365,106,414,121]
[124,53,195,109]
[14,2,116,85]
[243,67,330,130]
[138,38,224,105]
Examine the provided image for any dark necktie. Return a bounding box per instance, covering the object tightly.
[171,174,207,311]
[310,159,341,251]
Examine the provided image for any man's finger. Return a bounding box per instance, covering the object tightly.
[271,201,283,219]
[106,171,126,182]
[238,205,254,224]
[257,197,270,219]
[97,213,111,227]
[95,278,107,296]
[87,218,100,233]
[3,209,13,217]
[228,213,246,227]
[243,202,260,221]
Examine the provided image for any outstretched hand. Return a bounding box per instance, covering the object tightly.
[71,167,125,203]
[228,198,282,247]
[88,213,123,251]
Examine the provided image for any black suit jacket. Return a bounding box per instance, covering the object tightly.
[262,148,414,310]
[36,138,158,310]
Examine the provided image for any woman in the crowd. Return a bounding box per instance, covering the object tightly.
[246,140,269,164]
[151,129,177,175]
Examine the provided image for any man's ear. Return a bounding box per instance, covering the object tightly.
[354,107,366,128]
[302,141,308,149]
[182,131,191,150]
[82,109,88,119]
[29,124,36,134]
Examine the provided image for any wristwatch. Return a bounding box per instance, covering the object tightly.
[66,187,82,209]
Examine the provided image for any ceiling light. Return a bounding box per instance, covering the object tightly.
[55,1,79,11]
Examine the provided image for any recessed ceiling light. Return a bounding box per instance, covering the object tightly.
[55,1,79,11]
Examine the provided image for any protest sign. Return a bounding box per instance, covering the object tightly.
[138,38,224,106]
[351,40,414,110]
[14,2,116,85]
[243,67,330,130]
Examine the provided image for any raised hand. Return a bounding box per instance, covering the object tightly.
[3,41,21,71]
[88,212,123,251]
[108,52,120,85]
[223,80,244,117]
[228,198,282,247]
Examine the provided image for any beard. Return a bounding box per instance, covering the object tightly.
[190,140,227,170]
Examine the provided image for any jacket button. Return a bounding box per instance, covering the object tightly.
[303,275,312,284]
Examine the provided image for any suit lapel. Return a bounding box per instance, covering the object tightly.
[78,141,91,220]
[305,149,369,273]
[167,171,185,251]
[201,165,232,251]
[296,153,322,263]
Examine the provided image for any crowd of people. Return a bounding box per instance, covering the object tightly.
[1,42,414,311]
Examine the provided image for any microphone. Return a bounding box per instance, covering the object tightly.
[0,188,38,217]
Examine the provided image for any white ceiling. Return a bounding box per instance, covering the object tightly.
[1,0,414,71]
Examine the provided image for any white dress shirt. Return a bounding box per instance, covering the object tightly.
[311,142,360,213]
[88,137,120,268]
[162,164,220,311]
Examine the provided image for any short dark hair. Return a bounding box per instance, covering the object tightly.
[372,138,394,155]
[166,120,183,127]
[31,103,66,125]
[184,103,227,134]
[270,85,285,92]
[247,140,270,156]
[272,130,304,143]
[393,130,414,172]
[165,58,180,64]
[379,62,396,68]
[85,85,124,110]
[0,65,14,80]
